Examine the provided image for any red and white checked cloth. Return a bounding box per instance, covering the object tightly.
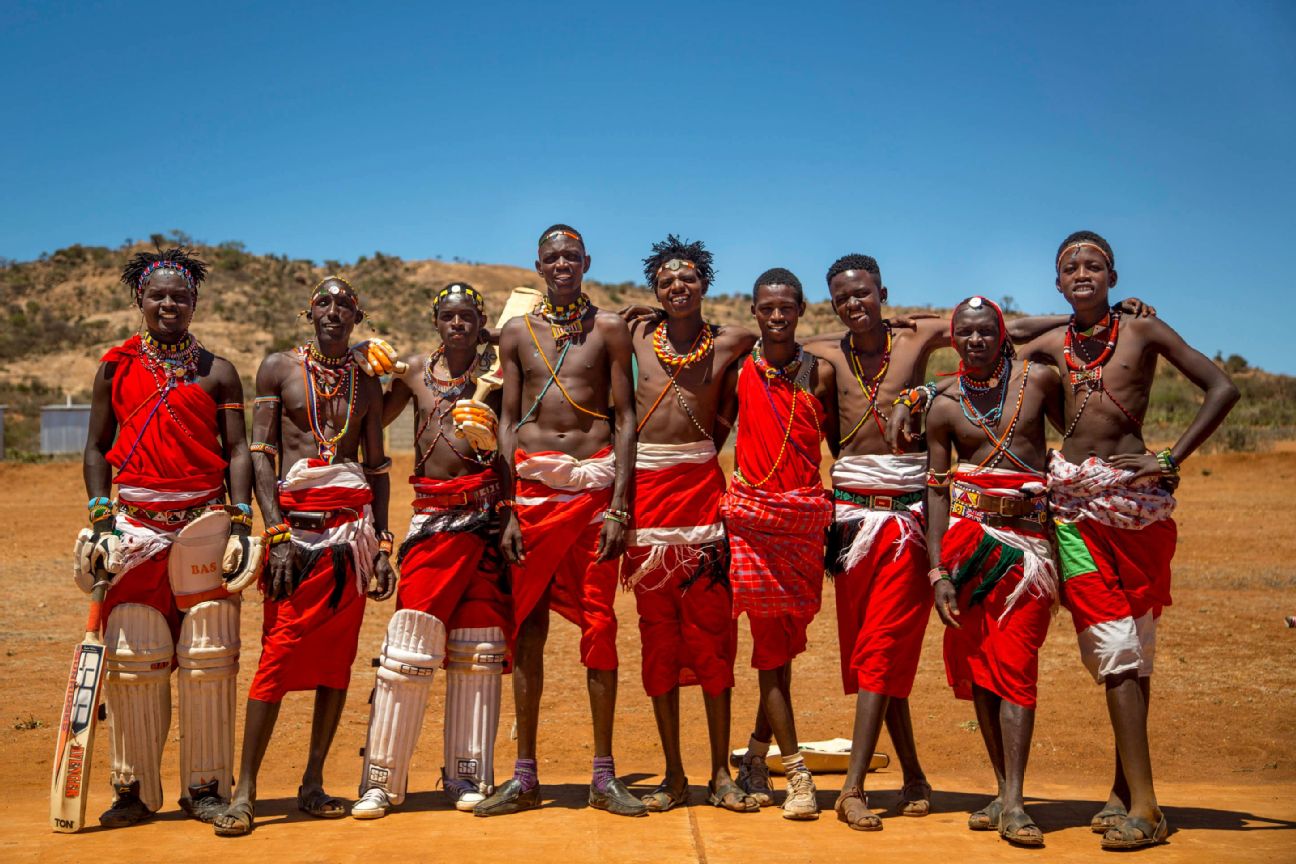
[720,482,832,619]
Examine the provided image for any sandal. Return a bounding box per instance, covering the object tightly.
[213,800,255,837]
[897,779,932,817]
[835,786,882,831]
[707,779,759,813]
[1101,811,1168,850]
[643,779,689,812]
[968,798,1003,831]
[297,785,347,819]
[1090,804,1128,834]
[998,808,1045,848]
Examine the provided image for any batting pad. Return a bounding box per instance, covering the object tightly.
[104,603,173,813]
[177,598,240,802]
[444,626,506,793]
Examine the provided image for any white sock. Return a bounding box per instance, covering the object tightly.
[781,751,807,776]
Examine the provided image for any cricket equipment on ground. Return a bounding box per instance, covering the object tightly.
[221,531,264,594]
[444,626,506,807]
[471,286,544,402]
[103,603,174,815]
[50,575,111,833]
[167,510,233,611]
[358,610,446,806]
[352,338,409,376]
[730,739,890,774]
[177,598,240,809]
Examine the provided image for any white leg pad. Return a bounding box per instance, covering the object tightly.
[177,598,240,803]
[358,609,445,805]
[444,626,506,793]
[104,603,173,813]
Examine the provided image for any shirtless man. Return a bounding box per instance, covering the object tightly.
[724,269,837,821]
[215,276,396,836]
[474,225,644,817]
[622,235,757,813]
[1023,231,1238,850]
[352,282,509,818]
[924,296,1063,848]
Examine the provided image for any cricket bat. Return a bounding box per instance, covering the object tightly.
[50,573,111,833]
[470,285,545,402]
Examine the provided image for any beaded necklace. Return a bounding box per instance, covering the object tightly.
[960,359,1033,471]
[1062,312,1142,436]
[839,324,892,445]
[298,344,357,461]
[414,349,487,471]
[637,321,715,434]
[959,359,1010,427]
[540,293,591,344]
[139,331,202,384]
[423,346,473,394]
[734,343,805,488]
[516,314,609,426]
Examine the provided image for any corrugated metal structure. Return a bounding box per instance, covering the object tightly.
[41,404,92,455]
[386,402,417,452]
[0,405,6,460]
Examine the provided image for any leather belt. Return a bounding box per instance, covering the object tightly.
[833,488,922,512]
[285,509,359,531]
[949,499,1048,530]
[951,485,1046,518]
[412,482,500,511]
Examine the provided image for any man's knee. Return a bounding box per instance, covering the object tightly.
[1102,668,1142,690]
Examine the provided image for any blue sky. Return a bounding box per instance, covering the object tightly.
[3,1,1293,371]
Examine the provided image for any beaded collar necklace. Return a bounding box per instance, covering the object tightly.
[297,344,357,461]
[1062,312,1141,436]
[540,293,591,344]
[960,359,1034,472]
[422,346,473,396]
[652,320,715,368]
[752,339,804,381]
[139,331,202,384]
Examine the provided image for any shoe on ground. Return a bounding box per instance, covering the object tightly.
[589,776,649,817]
[99,781,153,829]
[351,787,392,820]
[782,768,820,821]
[736,752,775,808]
[445,776,488,812]
[474,778,542,817]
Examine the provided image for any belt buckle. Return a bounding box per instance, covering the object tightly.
[874,495,893,510]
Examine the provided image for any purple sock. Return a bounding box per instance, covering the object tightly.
[592,756,616,792]
[514,758,538,792]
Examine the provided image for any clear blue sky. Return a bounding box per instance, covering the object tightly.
[3,1,1293,371]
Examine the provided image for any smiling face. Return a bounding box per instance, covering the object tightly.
[654,261,706,319]
[951,305,1004,375]
[1056,244,1117,315]
[535,234,590,302]
[435,294,483,350]
[138,270,196,341]
[751,283,804,345]
[309,279,361,348]
[829,269,887,335]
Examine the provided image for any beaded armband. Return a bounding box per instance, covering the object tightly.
[603,508,630,525]
[87,496,114,525]
[377,530,395,555]
[926,469,952,488]
[218,402,245,411]
[1155,448,1179,477]
[250,442,279,456]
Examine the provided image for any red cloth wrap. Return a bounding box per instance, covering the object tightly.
[733,355,825,491]
[102,335,227,493]
[939,518,1051,710]
[835,518,933,697]
[721,483,832,619]
[510,448,618,670]
[1062,518,1177,631]
[101,551,181,644]
[398,472,509,633]
[749,614,811,670]
[629,454,725,537]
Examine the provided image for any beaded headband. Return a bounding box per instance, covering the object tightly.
[1056,241,1113,271]
[136,260,196,299]
[433,282,485,314]
[539,229,583,247]
[657,259,697,275]
[311,275,362,306]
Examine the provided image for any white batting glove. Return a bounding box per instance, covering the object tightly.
[222,533,265,594]
[351,339,409,376]
[452,399,499,452]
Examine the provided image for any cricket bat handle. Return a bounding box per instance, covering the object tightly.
[85,578,110,637]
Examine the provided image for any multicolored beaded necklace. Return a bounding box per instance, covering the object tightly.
[638,322,716,436]
[960,359,1033,471]
[1062,312,1141,436]
[298,343,357,461]
[139,330,202,384]
[734,341,807,488]
[540,293,591,344]
[751,339,804,380]
[839,324,892,445]
[414,348,488,470]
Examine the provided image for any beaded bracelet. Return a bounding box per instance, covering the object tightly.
[229,513,255,529]
[250,442,279,456]
[926,469,951,488]
[493,499,516,513]
[87,496,111,510]
[927,566,952,586]
[377,530,395,555]
[1155,448,1179,476]
[603,508,630,525]
[263,522,292,545]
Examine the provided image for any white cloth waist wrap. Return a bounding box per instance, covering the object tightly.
[1047,452,1176,529]
[280,459,377,596]
[951,464,1057,620]
[111,487,223,576]
[515,449,616,516]
[831,453,926,570]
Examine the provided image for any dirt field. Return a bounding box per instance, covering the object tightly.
[2,450,1294,862]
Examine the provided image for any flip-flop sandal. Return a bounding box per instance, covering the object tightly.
[297,785,347,819]
[642,780,689,812]
[213,801,255,837]
[1101,812,1168,850]
[998,809,1045,848]
[707,779,759,813]
[1091,804,1128,834]
[897,779,932,817]
[835,786,882,831]
[968,798,1003,831]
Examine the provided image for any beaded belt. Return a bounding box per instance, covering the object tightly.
[116,502,213,526]
[951,484,1046,518]
[949,495,1048,529]
[412,482,500,512]
[833,488,923,512]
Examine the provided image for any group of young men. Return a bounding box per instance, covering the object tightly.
[72,225,1237,851]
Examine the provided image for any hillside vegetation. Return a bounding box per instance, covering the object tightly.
[1,234,1290,455]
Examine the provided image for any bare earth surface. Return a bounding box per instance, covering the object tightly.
[1,450,1294,862]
